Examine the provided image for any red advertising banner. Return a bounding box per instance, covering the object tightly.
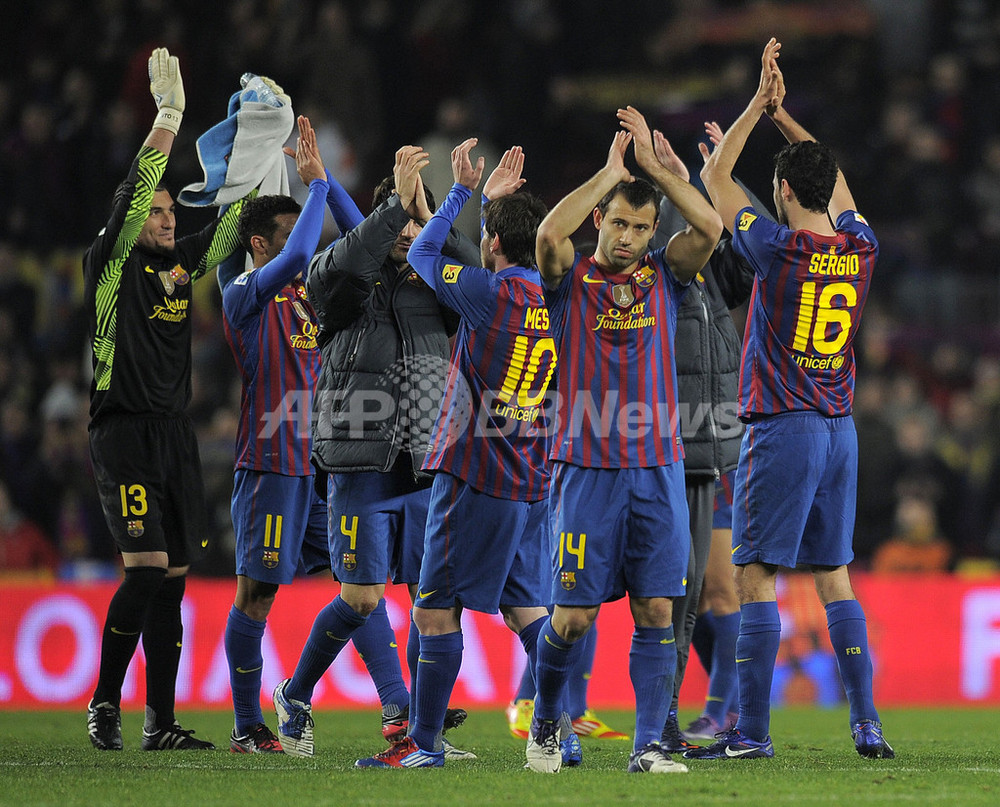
[1,573,998,710]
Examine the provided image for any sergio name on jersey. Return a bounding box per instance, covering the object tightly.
[732,206,876,418]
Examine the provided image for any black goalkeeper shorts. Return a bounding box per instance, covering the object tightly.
[89,414,208,566]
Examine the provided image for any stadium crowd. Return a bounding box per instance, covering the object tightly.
[3,0,1000,579]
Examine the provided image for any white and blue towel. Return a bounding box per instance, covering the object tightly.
[179,81,294,207]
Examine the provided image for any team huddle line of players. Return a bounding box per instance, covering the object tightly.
[83,39,894,773]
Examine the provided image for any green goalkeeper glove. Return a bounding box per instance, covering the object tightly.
[148,47,185,135]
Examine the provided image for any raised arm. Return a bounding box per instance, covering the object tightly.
[536,130,633,284]
[250,115,329,298]
[766,69,858,220]
[701,38,781,234]
[144,46,185,156]
[408,137,481,288]
[88,48,185,272]
[482,145,527,201]
[618,105,721,282]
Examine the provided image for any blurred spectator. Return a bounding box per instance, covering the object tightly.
[297,1,383,187]
[420,96,500,242]
[0,241,37,337]
[871,495,953,574]
[0,479,59,575]
[1,1,1000,574]
[936,389,998,557]
[853,375,900,562]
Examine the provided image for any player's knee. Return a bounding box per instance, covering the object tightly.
[414,606,459,635]
[339,588,380,617]
[552,608,596,642]
[631,596,672,628]
[242,581,279,619]
[703,578,738,610]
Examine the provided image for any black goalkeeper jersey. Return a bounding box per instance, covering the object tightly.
[84,145,245,421]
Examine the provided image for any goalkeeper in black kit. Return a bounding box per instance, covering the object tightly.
[84,47,248,751]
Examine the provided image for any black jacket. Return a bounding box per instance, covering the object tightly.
[674,239,754,478]
[306,193,477,476]
[654,190,761,478]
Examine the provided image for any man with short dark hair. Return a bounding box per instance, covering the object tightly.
[529,107,722,774]
[272,145,478,759]
[356,142,555,769]
[687,38,893,762]
[84,47,247,751]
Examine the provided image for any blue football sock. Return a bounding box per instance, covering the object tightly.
[534,619,581,721]
[826,599,878,725]
[351,598,408,715]
[410,631,464,752]
[704,611,740,726]
[225,605,267,734]
[517,616,546,696]
[406,610,419,725]
[691,611,716,675]
[567,624,597,720]
[629,625,676,750]
[734,601,781,742]
[287,595,366,703]
[514,656,536,701]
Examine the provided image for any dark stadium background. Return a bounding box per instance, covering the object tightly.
[3,0,999,577]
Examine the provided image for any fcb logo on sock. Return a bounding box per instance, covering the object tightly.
[127,520,144,538]
[342,552,357,571]
[560,571,576,590]
[262,550,279,569]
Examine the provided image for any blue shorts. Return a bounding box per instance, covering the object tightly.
[732,412,857,568]
[712,469,736,530]
[548,462,689,605]
[415,473,549,614]
[328,468,429,585]
[231,469,329,585]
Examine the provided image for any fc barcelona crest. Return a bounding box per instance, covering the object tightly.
[560,571,576,591]
[262,550,279,569]
[127,520,144,538]
[611,283,635,308]
[157,265,190,295]
[342,552,357,571]
[406,271,423,286]
[634,264,656,288]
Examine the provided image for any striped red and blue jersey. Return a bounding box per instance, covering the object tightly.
[408,183,555,502]
[222,178,328,476]
[545,250,688,468]
[731,206,876,418]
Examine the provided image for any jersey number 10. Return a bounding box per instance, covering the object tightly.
[497,336,557,407]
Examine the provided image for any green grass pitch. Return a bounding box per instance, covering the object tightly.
[1,707,998,806]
